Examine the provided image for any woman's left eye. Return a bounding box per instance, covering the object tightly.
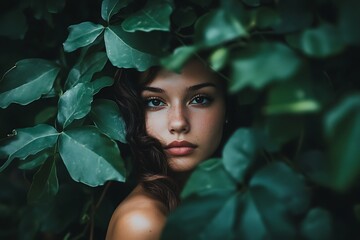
[190,95,212,105]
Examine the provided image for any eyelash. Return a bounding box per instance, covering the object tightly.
[144,94,213,109]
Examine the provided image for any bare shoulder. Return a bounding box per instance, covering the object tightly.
[106,185,168,240]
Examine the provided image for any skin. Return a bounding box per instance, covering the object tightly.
[106,60,226,240]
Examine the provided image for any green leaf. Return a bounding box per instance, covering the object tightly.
[0,59,60,108]
[222,128,259,183]
[57,83,94,129]
[251,7,281,29]
[181,158,236,199]
[236,192,267,239]
[0,7,28,39]
[90,99,127,143]
[18,148,52,170]
[195,9,248,47]
[104,25,159,71]
[0,124,59,172]
[300,208,333,240]
[230,42,301,92]
[58,126,125,186]
[246,162,310,238]
[27,158,59,204]
[122,0,173,32]
[209,47,229,71]
[286,24,345,58]
[324,94,360,191]
[90,76,114,94]
[264,80,321,115]
[63,22,104,52]
[160,45,198,72]
[34,106,57,124]
[162,190,237,240]
[101,0,132,22]
[65,51,108,90]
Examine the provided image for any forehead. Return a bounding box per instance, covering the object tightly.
[145,60,222,88]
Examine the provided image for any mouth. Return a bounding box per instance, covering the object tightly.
[164,141,197,156]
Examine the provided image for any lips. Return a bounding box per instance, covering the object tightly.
[164,141,197,156]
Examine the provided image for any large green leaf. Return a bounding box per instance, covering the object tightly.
[324,94,360,191]
[18,148,52,170]
[101,0,132,22]
[160,45,198,72]
[222,128,259,183]
[0,124,59,172]
[236,192,267,240]
[0,59,60,108]
[195,9,248,47]
[162,190,238,240]
[90,76,114,94]
[90,99,127,143]
[244,162,310,238]
[122,0,173,32]
[286,24,345,58]
[104,25,159,70]
[58,126,125,186]
[300,208,333,240]
[57,83,94,129]
[181,158,236,199]
[0,7,28,39]
[63,22,104,52]
[264,79,321,115]
[230,42,301,92]
[65,51,108,90]
[27,158,59,204]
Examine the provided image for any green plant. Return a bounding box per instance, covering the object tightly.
[0,0,360,239]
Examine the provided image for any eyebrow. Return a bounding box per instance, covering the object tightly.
[142,83,217,93]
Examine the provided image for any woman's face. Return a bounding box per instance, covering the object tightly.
[141,61,226,172]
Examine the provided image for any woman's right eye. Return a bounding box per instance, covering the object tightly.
[145,98,166,108]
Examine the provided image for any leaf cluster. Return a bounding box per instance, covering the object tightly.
[1,0,360,239]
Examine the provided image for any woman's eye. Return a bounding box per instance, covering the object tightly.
[145,98,165,108]
[190,95,212,105]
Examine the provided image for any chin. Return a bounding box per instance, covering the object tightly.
[169,159,196,172]
[167,157,200,172]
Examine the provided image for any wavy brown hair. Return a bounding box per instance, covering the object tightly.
[114,68,180,211]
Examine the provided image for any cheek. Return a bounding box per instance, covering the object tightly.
[195,105,226,146]
[145,112,166,139]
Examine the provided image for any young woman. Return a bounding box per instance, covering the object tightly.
[106,59,227,240]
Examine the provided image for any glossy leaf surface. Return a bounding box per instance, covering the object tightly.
[0,124,59,171]
[63,22,104,52]
[90,99,127,143]
[0,59,60,108]
[104,25,159,70]
[65,51,108,90]
[58,126,125,186]
[57,83,94,129]
[122,0,173,32]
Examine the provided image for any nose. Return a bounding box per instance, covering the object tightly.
[168,104,190,134]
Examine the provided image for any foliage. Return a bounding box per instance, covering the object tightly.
[0,0,360,239]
